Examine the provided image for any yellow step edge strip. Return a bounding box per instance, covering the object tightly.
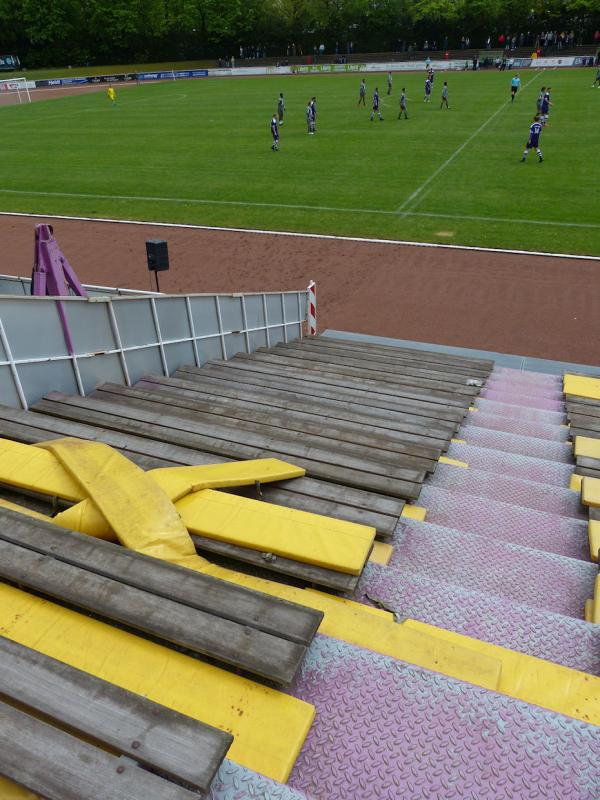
[589,520,600,563]
[368,541,394,566]
[580,476,600,509]
[468,406,479,412]
[401,505,427,522]
[569,473,583,493]
[439,456,469,469]
[450,438,466,444]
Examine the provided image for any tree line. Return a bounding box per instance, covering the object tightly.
[0,0,598,68]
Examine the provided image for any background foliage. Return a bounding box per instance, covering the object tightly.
[0,0,598,66]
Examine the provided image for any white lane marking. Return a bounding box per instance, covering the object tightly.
[1,210,599,262]
[0,188,597,231]
[395,70,545,214]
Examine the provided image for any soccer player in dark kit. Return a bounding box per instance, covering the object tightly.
[270,114,279,151]
[521,115,543,163]
[370,87,383,120]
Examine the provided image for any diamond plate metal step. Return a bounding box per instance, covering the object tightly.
[447,442,573,487]
[429,463,583,518]
[355,562,599,672]
[475,397,566,424]
[419,486,588,560]
[289,636,600,800]
[481,390,565,410]
[388,518,595,619]
[465,413,569,441]
[459,427,572,462]
[210,761,311,800]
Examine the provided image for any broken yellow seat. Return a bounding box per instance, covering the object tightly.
[581,476,600,509]
[589,520,600,562]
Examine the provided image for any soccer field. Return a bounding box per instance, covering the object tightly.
[2,67,599,255]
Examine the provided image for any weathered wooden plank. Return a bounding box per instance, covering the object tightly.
[0,635,231,792]
[312,335,494,370]
[176,365,465,425]
[273,476,404,516]
[97,383,439,472]
[569,414,600,434]
[285,338,491,378]
[566,402,600,421]
[576,456,600,473]
[0,537,307,685]
[258,346,482,393]
[569,427,600,442]
[33,395,425,499]
[137,375,450,454]
[0,407,402,535]
[0,507,322,646]
[191,534,359,592]
[0,699,201,800]
[230,353,475,406]
[91,389,430,476]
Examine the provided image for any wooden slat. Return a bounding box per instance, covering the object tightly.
[230,353,475,406]
[285,338,491,378]
[32,396,424,499]
[191,534,359,592]
[0,407,402,536]
[0,699,199,800]
[257,345,482,393]
[58,392,426,482]
[90,388,428,476]
[569,427,600,442]
[313,335,494,370]
[137,375,449,455]
[0,507,321,646]
[177,365,465,425]
[0,536,307,685]
[97,383,438,473]
[0,636,231,792]
[569,414,600,434]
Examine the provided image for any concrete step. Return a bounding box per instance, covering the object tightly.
[289,636,600,800]
[418,486,588,560]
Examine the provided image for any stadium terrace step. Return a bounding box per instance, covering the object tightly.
[475,397,566,424]
[429,463,582,518]
[458,427,572,461]
[288,636,600,800]
[355,562,599,672]
[211,761,310,800]
[418,486,589,560]
[493,367,562,386]
[446,442,573,487]
[480,389,565,411]
[465,412,570,441]
[387,518,595,621]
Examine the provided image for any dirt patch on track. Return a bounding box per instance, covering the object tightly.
[0,81,143,106]
[1,213,599,366]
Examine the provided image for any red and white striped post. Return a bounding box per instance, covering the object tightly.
[307,280,317,336]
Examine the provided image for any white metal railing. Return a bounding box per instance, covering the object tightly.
[0,289,308,409]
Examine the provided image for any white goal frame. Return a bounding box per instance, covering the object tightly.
[0,77,32,104]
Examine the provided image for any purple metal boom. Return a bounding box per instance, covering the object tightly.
[31,224,87,355]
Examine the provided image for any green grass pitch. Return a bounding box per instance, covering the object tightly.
[2,67,599,255]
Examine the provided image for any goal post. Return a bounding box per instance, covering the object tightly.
[0,77,32,104]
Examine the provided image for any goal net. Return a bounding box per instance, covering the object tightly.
[0,77,32,105]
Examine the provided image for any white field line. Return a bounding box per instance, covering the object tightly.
[0,188,598,231]
[1,210,599,262]
[396,70,545,214]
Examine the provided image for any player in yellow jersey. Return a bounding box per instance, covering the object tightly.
[107,85,116,106]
